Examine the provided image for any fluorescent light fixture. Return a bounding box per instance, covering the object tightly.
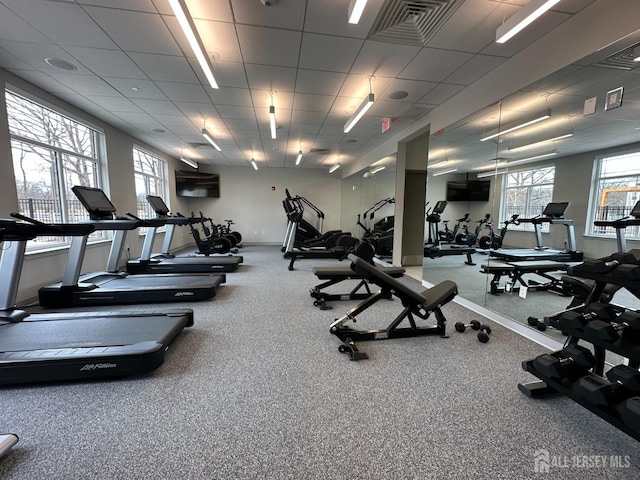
[432,168,457,176]
[168,0,218,89]
[477,169,508,178]
[269,105,276,139]
[495,0,561,44]
[507,150,557,166]
[180,156,198,169]
[480,109,551,141]
[201,128,222,151]
[329,164,341,174]
[348,0,368,24]
[295,150,303,166]
[251,160,258,171]
[508,129,573,152]
[344,93,375,133]
[370,166,386,174]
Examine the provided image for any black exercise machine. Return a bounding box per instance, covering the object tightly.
[309,242,405,309]
[329,254,458,360]
[286,234,360,270]
[480,259,573,295]
[0,215,194,385]
[37,186,225,308]
[490,202,583,262]
[424,201,477,265]
[126,196,242,274]
[477,214,519,250]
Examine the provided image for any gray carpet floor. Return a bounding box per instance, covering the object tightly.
[1,246,639,479]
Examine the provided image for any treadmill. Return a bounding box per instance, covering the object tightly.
[37,186,225,308]
[490,202,584,262]
[126,195,242,274]
[0,215,194,385]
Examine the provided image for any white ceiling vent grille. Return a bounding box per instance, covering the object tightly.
[593,43,640,70]
[368,0,462,46]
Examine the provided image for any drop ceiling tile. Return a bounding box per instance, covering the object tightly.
[104,77,168,99]
[292,93,334,113]
[162,16,242,63]
[245,64,297,93]
[403,50,472,84]
[290,110,327,125]
[0,50,35,71]
[128,52,200,83]
[84,6,181,55]
[378,79,438,103]
[251,90,294,111]
[368,100,412,118]
[298,33,363,73]
[84,95,143,112]
[45,73,122,96]
[304,0,385,38]
[78,0,158,12]
[130,98,183,115]
[0,3,49,43]
[236,24,301,68]
[191,59,247,89]
[419,82,466,105]
[63,47,148,79]
[337,74,393,99]
[295,69,346,96]
[445,54,507,86]
[1,0,118,48]
[154,114,196,128]
[0,41,94,74]
[230,0,305,29]
[155,81,211,103]
[7,71,77,96]
[206,86,253,107]
[153,0,233,20]
[173,101,221,122]
[350,41,421,77]
[216,104,257,120]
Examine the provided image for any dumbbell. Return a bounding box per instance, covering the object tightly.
[574,365,640,406]
[477,324,492,343]
[616,396,640,431]
[583,311,640,344]
[558,302,617,333]
[454,320,481,333]
[532,344,595,381]
[527,316,547,331]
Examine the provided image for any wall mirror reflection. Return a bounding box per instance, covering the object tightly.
[422,35,640,342]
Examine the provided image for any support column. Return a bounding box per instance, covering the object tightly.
[393,130,428,266]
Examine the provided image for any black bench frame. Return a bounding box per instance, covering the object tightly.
[329,255,457,360]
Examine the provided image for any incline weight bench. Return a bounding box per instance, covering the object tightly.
[480,260,571,295]
[329,254,458,360]
[310,264,406,309]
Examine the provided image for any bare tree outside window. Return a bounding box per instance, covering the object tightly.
[502,166,555,232]
[133,147,167,221]
[6,90,102,250]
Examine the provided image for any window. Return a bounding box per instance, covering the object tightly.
[133,147,168,220]
[590,152,640,238]
[6,89,103,251]
[501,166,555,231]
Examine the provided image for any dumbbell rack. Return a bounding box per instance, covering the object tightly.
[519,267,640,442]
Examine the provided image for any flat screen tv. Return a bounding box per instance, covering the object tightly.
[175,170,219,198]
[445,180,491,202]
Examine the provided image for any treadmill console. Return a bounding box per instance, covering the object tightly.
[432,200,448,215]
[630,200,640,219]
[72,186,118,220]
[541,202,569,218]
[146,195,170,216]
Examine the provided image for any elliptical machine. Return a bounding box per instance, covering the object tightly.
[478,214,519,250]
[454,213,490,246]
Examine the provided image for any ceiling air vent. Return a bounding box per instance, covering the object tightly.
[368,0,462,46]
[188,142,211,149]
[593,43,640,71]
[308,148,332,154]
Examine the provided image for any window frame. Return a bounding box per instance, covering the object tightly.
[6,87,107,252]
[132,145,169,222]
[587,150,640,240]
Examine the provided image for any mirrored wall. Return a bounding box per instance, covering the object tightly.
[422,35,640,340]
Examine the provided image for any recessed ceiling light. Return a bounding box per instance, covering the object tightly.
[345,139,358,144]
[44,57,77,71]
[131,86,139,92]
[151,128,166,133]
[388,90,409,100]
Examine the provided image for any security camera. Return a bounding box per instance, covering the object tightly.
[260,0,277,6]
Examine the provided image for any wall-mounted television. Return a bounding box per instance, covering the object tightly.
[175,170,219,198]
[446,180,491,202]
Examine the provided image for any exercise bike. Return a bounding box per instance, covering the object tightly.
[477,214,520,250]
[439,214,469,244]
[454,213,490,246]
